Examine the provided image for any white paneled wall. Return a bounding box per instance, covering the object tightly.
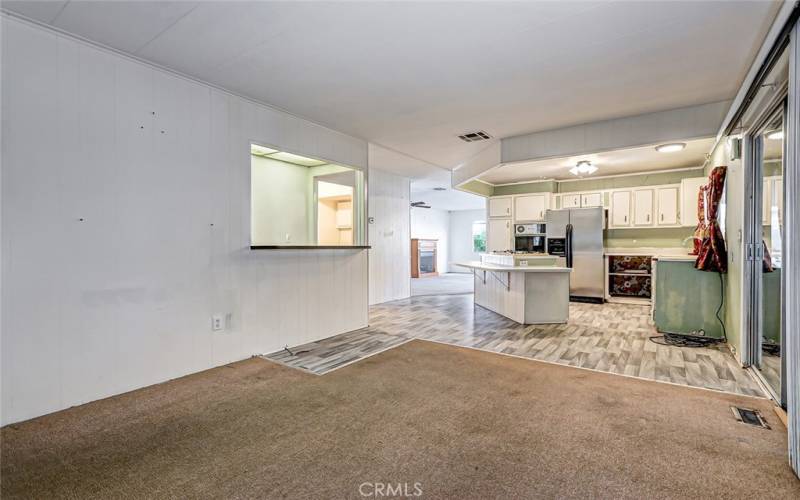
[0,17,368,424]
[368,169,411,304]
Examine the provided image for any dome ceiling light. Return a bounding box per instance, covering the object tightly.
[569,160,598,176]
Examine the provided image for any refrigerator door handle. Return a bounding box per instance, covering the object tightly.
[565,223,573,268]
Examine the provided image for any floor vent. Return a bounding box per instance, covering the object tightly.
[731,406,770,429]
[458,131,491,142]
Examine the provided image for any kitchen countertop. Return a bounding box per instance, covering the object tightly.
[484,253,555,259]
[654,255,698,262]
[455,261,572,273]
[604,247,695,258]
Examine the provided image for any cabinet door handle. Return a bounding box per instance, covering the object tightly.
[646,214,650,222]
[660,214,664,221]
[624,215,627,222]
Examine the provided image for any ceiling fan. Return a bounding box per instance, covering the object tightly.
[411,201,431,209]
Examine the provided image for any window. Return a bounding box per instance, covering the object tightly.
[472,221,486,253]
[250,143,365,247]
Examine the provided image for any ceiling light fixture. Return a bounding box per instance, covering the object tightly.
[433,187,447,191]
[766,130,783,140]
[569,160,598,176]
[655,143,686,153]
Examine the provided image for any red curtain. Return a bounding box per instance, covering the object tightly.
[695,166,728,273]
[690,184,707,255]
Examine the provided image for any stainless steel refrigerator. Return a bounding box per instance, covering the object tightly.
[546,207,604,302]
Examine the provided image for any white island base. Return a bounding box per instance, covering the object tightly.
[455,261,571,324]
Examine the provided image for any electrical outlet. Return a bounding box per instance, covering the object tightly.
[211,315,224,331]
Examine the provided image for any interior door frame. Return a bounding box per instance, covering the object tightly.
[743,97,787,405]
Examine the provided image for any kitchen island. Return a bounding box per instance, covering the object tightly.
[454,260,571,324]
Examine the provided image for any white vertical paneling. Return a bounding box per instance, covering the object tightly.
[368,169,411,305]
[0,16,369,425]
[1,18,63,419]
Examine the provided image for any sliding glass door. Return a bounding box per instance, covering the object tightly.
[748,104,786,404]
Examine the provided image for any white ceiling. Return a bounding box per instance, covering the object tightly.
[411,169,485,212]
[3,1,781,175]
[481,137,715,184]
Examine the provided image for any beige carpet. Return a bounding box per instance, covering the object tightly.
[2,340,798,499]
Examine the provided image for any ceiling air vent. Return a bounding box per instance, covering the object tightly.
[458,131,491,143]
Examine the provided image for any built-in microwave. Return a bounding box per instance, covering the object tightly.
[515,223,546,236]
[514,224,547,253]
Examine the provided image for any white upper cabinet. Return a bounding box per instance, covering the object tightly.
[610,191,631,227]
[633,189,654,226]
[775,178,783,225]
[680,177,706,227]
[514,194,548,221]
[488,197,512,218]
[562,193,581,208]
[656,187,679,226]
[488,218,512,252]
[581,192,602,207]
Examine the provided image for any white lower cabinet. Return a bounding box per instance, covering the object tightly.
[633,189,654,226]
[488,219,512,253]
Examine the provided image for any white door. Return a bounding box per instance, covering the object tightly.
[515,194,547,221]
[633,189,654,226]
[656,187,679,226]
[610,191,631,227]
[488,219,511,252]
[581,192,602,207]
[488,197,512,218]
[562,194,581,208]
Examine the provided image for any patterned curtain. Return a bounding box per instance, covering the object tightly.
[695,166,728,272]
[690,184,707,255]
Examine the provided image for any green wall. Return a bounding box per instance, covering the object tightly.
[654,260,726,338]
[458,179,494,197]
[493,180,556,196]
[251,156,310,245]
[708,138,743,359]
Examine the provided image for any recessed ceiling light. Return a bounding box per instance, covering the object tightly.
[766,130,783,140]
[570,160,598,176]
[655,143,686,153]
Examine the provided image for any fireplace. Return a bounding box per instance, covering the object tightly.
[411,238,438,278]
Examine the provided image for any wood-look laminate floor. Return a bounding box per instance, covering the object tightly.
[265,295,764,397]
